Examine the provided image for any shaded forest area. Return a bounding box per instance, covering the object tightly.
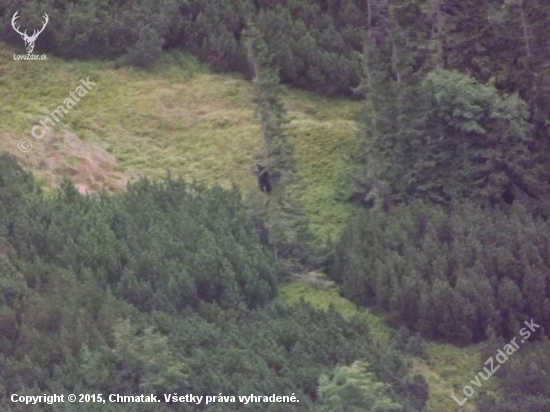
[0,154,429,411]
[1,0,550,411]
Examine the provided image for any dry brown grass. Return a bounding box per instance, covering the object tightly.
[1,129,134,194]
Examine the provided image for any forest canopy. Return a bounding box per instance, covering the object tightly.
[2,0,550,410]
[0,153,427,411]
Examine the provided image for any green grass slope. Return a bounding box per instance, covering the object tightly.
[0,43,357,238]
[279,282,487,412]
[1,42,485,411]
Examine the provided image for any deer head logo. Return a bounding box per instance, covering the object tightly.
[11,11,49,54]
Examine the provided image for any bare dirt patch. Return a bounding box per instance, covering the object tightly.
[1,130,136,194]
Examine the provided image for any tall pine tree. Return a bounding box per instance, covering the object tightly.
[243,22,324,274]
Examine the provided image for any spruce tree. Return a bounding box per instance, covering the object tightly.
[243,22,324,274]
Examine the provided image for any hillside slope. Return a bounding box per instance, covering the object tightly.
[1,42,484,411]
[1,43,357,238]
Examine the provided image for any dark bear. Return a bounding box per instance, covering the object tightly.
[501,183,515,205]
[255,163,271,193]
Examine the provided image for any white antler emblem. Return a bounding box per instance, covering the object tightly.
[11,11,49,54]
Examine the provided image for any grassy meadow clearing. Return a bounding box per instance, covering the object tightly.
[0,42,487,411]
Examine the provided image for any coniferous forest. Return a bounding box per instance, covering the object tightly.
[1,0,550,411]
[0,154,428,411]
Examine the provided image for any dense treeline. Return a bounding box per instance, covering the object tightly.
[0,153,427,411]
[328,2,550,410]
[0,160,278,312]
[2,1,550,409]
[330,201,550,409]
[350,68,547,208]
[2,0,548,122]
[330,201,550,344]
